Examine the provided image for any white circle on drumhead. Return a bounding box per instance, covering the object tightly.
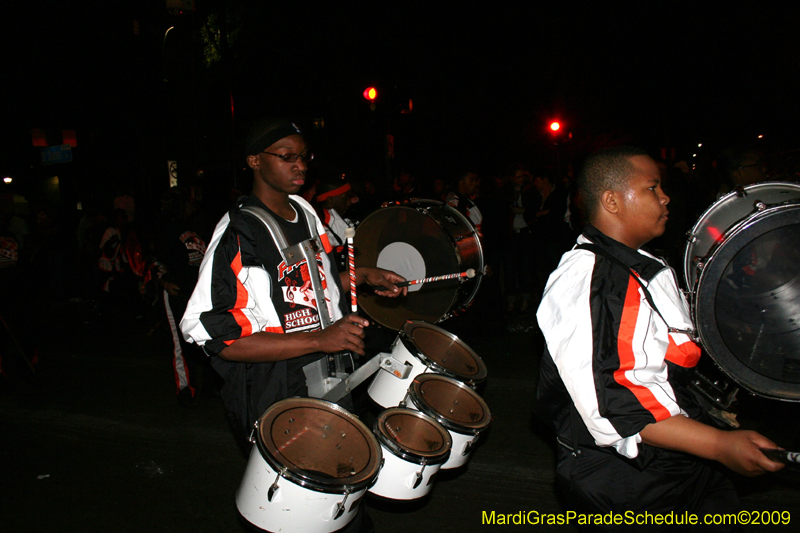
[377,242,426,293]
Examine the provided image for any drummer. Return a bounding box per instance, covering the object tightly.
[314,176,359,271]
[536,145,784,520]
[180,118,406,450]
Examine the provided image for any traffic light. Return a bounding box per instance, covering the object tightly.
[363,87,378,101]
[363,87,378,111]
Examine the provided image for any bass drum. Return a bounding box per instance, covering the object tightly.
[236,398,382,533]
[684,182,800,401]
[354,200,484,330]
[684,182,800,289]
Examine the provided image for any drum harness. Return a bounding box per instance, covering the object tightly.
[239,205,392,519]
[240,205,354,395]
[558,244,700,459]
[240,205,393,403]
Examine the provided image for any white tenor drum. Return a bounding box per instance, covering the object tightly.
[405,374,491,470]
[684,181,800,401]
[368,408,452,500]
[236,398,382,533]
[354,200,484,330]
[367,320,488,408]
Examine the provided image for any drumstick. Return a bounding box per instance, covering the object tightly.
[760,448,800,464]
[395,269,476,288]
[345,228,357,313]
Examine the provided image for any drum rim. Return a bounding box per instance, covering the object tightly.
[695,203,800,400]
[683,181,800,289]
[408,374,492,433]
[354,201,485,330]
[373,408,452,465]
[255,398,383,493]
[401,320,488,382]
[422,200,485,312]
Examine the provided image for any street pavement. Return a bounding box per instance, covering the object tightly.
[2,298,800,532]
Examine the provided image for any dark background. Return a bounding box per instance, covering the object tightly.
[2,1,799,216]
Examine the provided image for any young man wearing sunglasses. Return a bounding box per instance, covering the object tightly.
[181,118,405,449]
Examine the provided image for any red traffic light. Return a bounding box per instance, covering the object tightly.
[363,87,378,101]
[549,121,561,132]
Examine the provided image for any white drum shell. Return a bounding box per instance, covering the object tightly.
[440,431,478,470]
[405,397,479,470]
[236,445,366,533]
[368,446,442,500]
[367,335,430,408]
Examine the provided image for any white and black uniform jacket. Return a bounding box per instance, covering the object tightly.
[536,224,704,465]
[180,194,345,441]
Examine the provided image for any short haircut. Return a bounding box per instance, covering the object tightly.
[578,145,648,221]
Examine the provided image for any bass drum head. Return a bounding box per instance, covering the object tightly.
[256,398,382,492]
[408,374,492,433]
[403,320,487,383]
[684,181,800,290]
[694,202,800,400]
[354,201,483,330]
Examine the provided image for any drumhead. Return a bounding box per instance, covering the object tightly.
[408,374,492,433]
[354,201,484,330]
[402,320,488,383]
[256,398,382,492]
[694,202,800,400]
[374,408,452,464]
[684,181,800,289]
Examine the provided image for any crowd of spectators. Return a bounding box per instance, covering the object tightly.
[2,141,799,386]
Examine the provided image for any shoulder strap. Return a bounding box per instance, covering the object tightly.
[240,205,291,254]
[576,243,673,332]
[240,204,333,329]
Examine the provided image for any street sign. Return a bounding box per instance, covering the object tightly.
[41,144,73,165]
[168,160,178,187]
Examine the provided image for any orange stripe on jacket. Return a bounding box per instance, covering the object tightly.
[664,337,701,368]
[614,277,672,421]
[228,244,252,338]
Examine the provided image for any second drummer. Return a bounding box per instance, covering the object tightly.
[180,118,406,448]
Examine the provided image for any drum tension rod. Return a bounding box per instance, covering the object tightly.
[247,419,260,445]
[333,489,351,520]
[413,459,428,489]
[267,467,287,502]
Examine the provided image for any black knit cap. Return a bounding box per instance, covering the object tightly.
[245,118,303,156]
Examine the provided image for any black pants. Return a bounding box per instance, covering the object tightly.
[556,445,738,531]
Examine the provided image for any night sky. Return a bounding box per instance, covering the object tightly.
[3,1,799,200]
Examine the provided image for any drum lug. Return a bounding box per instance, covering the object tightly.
[247,420,259,445]
[463,442,472,456]
[398,391,410,408]
[333,489,351,520]
[267,467,286,502]
[755,200,767,211]
[685,231,697,244]
[413,459,428,489]
[463,438,476,457]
